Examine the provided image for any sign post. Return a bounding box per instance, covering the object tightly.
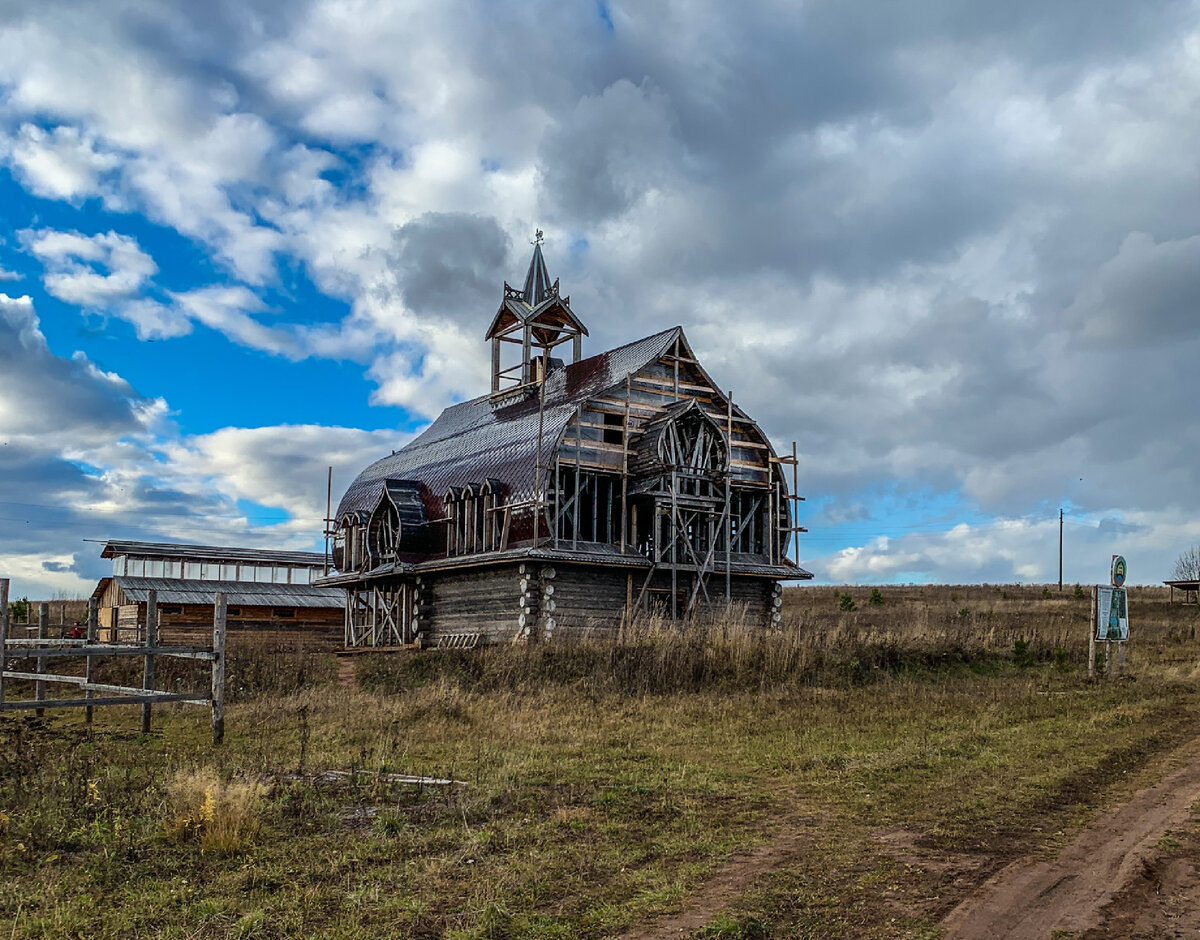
[1090,555,1128,680]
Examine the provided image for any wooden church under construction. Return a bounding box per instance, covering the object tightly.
[321,238,811,648]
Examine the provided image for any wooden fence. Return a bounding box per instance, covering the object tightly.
[0,579,227,744]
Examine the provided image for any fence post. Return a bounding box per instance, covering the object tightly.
[0,578,9,708]
[1087,587,1097,679]
[36,602,48,717]
[85,597,98,724]
[212,592,226,745]
[141,590,158,734]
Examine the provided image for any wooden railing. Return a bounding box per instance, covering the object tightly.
[0,581,228,744]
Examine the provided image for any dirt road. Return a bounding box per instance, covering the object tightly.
[941,734,1200,938]
[615,731,1200,940]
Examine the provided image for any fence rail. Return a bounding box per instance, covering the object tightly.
[1,580,227,744]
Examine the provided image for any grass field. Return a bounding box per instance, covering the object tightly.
[1,584,1198,938]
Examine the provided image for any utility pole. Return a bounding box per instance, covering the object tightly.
[324,466,333,576]
[1058,507,1063,592]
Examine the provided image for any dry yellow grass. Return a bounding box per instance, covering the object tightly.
[165,768,264,854]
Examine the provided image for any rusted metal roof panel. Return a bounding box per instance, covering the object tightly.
[336,327,681,523]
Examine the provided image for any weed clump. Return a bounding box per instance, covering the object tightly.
[166,768,263,854]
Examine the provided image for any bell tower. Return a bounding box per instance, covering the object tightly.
[485,232,589,392]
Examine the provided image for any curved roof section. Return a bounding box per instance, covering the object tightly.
[337,327,682,521]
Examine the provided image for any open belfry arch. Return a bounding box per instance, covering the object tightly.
[321,238,812,649]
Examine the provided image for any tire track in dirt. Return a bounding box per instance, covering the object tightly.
[614,825,811,940]
[941,733,1200,939]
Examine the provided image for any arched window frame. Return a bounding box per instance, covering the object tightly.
[443,487,463,556]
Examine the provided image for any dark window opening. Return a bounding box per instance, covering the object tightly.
[273,608,295,618]
[555,468,622,544]
[729,489,767,554]
[602,412,624,446]
[227,607,242,616]
[160,605,182,615]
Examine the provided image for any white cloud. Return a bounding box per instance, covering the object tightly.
[8,123,121,202]
[22,228,157,307]
[811,511,1200,587]
[160,424,409,529]
[0,292,408,598]
[2,0,1200,591]
[168,285,303,358]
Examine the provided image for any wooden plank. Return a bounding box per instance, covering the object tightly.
[142,589,157,734]
[630,374,718,396]
[212,593,227,745]
[0,578,8,708]
[36,603,47,717]
[85,597,97,724]
[6,645,217,660]
[1,671,206,699]
[1,694,209,712]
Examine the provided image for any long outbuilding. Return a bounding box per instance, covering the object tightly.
[93,540,343,643]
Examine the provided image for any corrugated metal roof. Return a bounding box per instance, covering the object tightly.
[100,540,325,566]
[336,327,682,523]
[109,577,343,608]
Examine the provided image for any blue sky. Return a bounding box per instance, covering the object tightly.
[2,0,1200,598]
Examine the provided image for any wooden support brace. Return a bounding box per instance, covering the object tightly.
[212,593,227,745]
[85,596,98,724]
[142,589,157,734]
[0,578,8,708]
[36,602,48,717]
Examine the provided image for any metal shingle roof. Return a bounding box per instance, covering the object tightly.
[100,540,326,566]
[108,577,343,608]
[336,327,682,523]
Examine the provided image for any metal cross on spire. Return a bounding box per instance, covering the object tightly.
[533,228,544,246]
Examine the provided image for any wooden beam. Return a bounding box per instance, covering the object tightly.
[212,592,227,746]
[36,602,47,717]
[142,589,157,733]
[1,694,209,712]
[0,578,8,708]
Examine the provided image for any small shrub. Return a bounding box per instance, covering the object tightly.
[698,914,769,939]
[1042,587,1053,600]
[958,608,972,620]
[1054,647,1071,672]
[234,910,268,939]
[868,588,884,607]
[376,810,406,837]
[1012,638,1036,668]
[1073,584,1087,600]
[166,769,263,854]
[839,593,857,612]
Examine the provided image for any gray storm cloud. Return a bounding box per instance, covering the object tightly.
[1,0,1199,587]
